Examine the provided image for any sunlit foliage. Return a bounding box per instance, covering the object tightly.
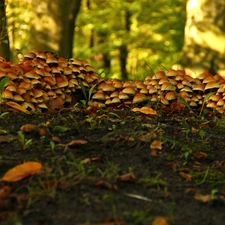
[5,0,186,80]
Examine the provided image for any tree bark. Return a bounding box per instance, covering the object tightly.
[0,0,10,61]
[29,0,81,58]
[177,0,225,77]
[120,9,131,81]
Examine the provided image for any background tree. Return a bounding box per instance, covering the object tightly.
[0,0,10,60]
[29,0,81,58]
[6,0,186,80]
[177,0,225,77]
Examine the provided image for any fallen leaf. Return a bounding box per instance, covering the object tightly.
[150,140,162,150]
[67,139,87,147]
[118,172,136,182]
[42,180,65,190]
[150,148,159,157]
[81,157,101,164]
[0,135,17,143]
[95,180,117,190]
[152,217,169,225]
[53,125,70,133]
[0,185,11,199]
[21,124,38,133]
[179,172,192,182]
[0,161,43,182]
[38,128,47,136]
[132,106,157,115]
[193,152,207,159]
[6,101,30,114]
[52,136,62,143]
[194,193,211,203]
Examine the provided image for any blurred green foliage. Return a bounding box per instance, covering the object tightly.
[6,0,186,80]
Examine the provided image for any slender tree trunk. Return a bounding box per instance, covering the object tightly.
[29,0,81,58]
[0,0,10,61]
[120,9,131,81]
[178,0,225,77]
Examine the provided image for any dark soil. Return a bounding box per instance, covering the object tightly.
[0,105,225,225]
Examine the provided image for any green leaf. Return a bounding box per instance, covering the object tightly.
[88,83,97,101]
[53,125,70,133]
[0,77,9,93]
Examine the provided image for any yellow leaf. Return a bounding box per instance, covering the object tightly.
[1,161,42,182]
[150,140,162,150]
[152,217,169,225]
[6,101,30,114]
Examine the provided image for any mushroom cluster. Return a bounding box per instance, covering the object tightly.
[1,51,100,111]
[1,51,225,114]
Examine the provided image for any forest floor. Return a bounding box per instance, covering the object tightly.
[0,103,225,225]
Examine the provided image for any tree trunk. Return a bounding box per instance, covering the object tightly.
[120,9,131,81]
[0,0,10,61]
[29,0,81,58]
[177,0,225,77]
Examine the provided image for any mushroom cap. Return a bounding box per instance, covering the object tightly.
[13,94,24,102]
[133,93,148,104]
[92,90,105,100]
[159,78,168,85]
[2,89,13,99]
[165,91,177,101]
[122,86,136,95]
[192,83,205,91]
[204,81,220,90]
[152,71,166,80]
[111,97,121,104]
[24,70,40,79]
[166,69,177,77]
[102,83,115,92]
[119,92,130,100]
[161,82,176,91]
[56,75,69,88]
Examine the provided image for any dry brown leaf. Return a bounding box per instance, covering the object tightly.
[0,161,43,182]
[82,157,101,164]
[95,180,117,190]
[194,193,211,203]
[0,135,17,143]
[118,172,136,182]
[52,136,62,143]
[150,148,159,157]
[0,185,12,199]
[67,139,87,147]
[150,140,162,150]
[6,101,30,114]
[179,172,192,182]
[152,217,169,225]
[21,124,38,133]
[132,106,157,115]
[193,151,207,159]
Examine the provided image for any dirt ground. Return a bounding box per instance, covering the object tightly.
[0,104,225,225]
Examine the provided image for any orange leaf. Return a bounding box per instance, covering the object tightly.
[193,151,207,159]
[1,161,42,182]
[21,124,38,133]
[132,106,157,115]
[6,101,30,114]
[118,172,136,182]
[150,140,162,150]
[152,217,169,225]
[179,172,192,182]
[67,139,87,147]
